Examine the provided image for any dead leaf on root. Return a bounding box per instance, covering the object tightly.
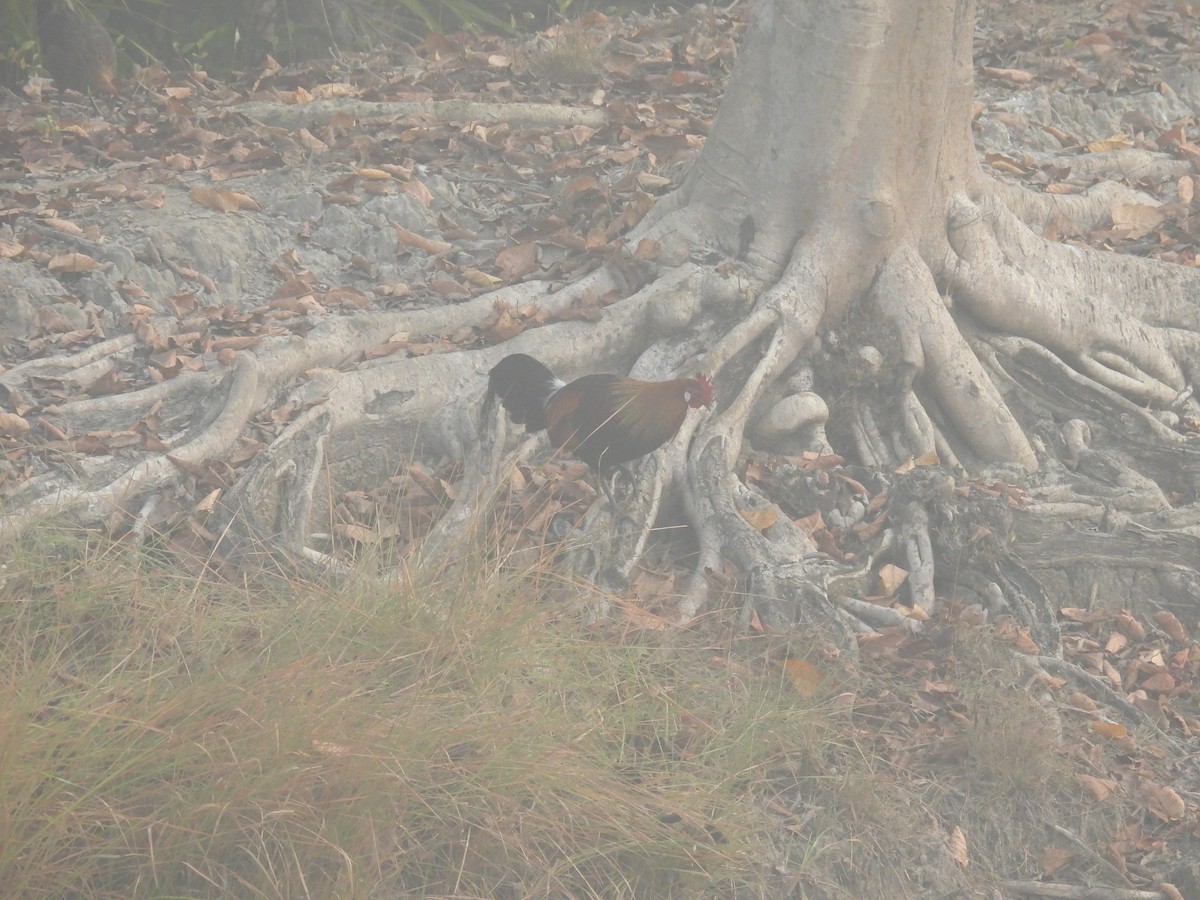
[739,505,778,532]
[894,450,940,473]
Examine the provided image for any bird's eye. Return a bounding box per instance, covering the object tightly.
[683,391,692,402]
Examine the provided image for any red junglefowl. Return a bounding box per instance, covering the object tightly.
[486,353,713,496]
[37,0,118,97]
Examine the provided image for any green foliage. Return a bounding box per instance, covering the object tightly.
[396,0,510,34]
[0,0,36,87]
[0,524,829,897]
[5,0,539,83]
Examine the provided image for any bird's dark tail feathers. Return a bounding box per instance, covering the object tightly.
[485,353,560,431]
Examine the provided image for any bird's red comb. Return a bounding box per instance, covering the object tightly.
[691,373,714,407]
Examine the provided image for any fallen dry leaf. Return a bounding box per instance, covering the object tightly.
[195,488,222,514]
[612,598,672,631]
[136,191,166,210]
[335,523,377,545]
[1111,203,1165,239]
[877,563,908,597]
[1086,133,1132,153]
[397,180,435,207]
[0,412,31,435]
[48,252,104,273]
[395,226,451,254]
[980,66,1034,84]
[1104,632,1128,654]
[1089,718,1128,739]
[210,336,262,352]
[354,167,393,180]
[1178,175,1194,205]
[1039,845,1074,877]
[462,267,501,289]
[374,282,411,298]
[1076,773,1117,800]
[496,242,539,279]
[740,505,779,532]
[1065,691,1098,712]
[632,237,661,260]
[913,449,940,467]
[1152,610,1189,644]
[948,826,969,868]
[40,218,85,235]
[189,185,262,213]
[984,152,1032,175]
[1139,670,1175,693]
[995,621,1040,655]
[484,307,525,343]
[1143,781,1186,821]
[363,341,406,360]
[37,306,75,334]
[1115,612,1146,641]
[783,659,824,698]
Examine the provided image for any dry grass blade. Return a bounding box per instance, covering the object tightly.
[0,520,829,898]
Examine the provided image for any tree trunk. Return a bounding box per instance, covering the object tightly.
[637,0,1200,635]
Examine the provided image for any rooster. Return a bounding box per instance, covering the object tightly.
[38,1,118,97]
[485,353,713,494]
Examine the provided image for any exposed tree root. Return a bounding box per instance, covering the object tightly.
[8,160,1197,688]
[0,263,641,537]
[5,157,1197,726]
[3,331,144,380]
[5,9,1200,769]
[632,168,1200,666]
[236,98,609,132]
[990,169,1165,234]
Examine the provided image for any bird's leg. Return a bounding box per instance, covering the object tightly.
[595,465,639,509]
[612,465,638,506]
[595,466,619,508]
